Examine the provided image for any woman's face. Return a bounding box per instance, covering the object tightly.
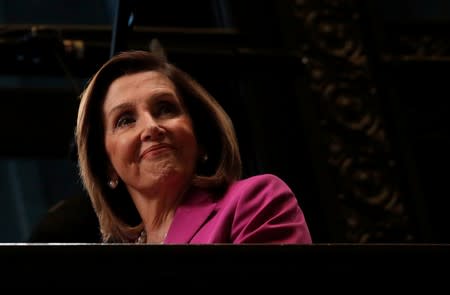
[102,71,199,196]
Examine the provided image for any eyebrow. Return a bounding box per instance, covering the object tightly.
[105,91,179,117]
[151,90,178,101]
[106,102,133,118]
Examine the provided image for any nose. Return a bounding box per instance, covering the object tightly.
[140,115,165,141]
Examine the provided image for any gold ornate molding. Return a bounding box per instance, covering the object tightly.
[294,0,416,242]
[383,33,450,62]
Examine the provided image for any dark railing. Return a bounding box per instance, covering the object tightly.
[1,243,449,291]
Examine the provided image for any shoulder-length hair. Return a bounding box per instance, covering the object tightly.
[76,50,242,242]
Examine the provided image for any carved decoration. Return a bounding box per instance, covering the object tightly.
[294,0,416,242]
[383,31,450,61]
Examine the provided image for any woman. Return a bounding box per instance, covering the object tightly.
[76,50,312,244]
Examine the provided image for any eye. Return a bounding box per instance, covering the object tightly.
[155,100,179,117]
[115,113,135,128]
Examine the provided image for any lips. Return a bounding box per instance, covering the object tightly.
[140,143,173,159]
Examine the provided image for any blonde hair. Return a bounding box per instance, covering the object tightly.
[76,50,242,242]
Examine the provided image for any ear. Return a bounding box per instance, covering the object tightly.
[107,163,118,181]
[107,164,119,189]
[198,145,207,160]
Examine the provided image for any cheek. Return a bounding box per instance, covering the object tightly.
[182,129,200,161]
[105,135,135,165]
[172,118,199,156]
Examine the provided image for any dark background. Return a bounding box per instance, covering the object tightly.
[0,0,449,244]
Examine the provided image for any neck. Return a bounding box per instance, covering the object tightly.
[136,227,168,244]
[129,174,191,223]
[133,190,184,244]
[128,175,191,243]
[145,209,173,242]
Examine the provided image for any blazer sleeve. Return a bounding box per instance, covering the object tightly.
[230,174,312,244]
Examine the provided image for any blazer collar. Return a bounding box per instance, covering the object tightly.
[164,187,216,243]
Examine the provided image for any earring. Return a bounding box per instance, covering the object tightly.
[202,153,208,162]
[108,178,118,189]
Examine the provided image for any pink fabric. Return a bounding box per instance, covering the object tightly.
[164,174,312,244]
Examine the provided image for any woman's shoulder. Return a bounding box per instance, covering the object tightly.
[224,174,293,200]
[218,173,299,218]
[231,173,289,189]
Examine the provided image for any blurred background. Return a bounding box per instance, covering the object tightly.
[0,0,449,243]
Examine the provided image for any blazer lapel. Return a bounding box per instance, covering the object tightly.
[165,188,216,243]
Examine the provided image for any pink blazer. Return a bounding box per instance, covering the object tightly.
[164,174,312,244]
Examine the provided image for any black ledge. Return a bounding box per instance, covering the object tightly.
[1,243,449,291]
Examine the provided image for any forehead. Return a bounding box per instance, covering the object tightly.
[102,71,179,109]
[108,70,176,95]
